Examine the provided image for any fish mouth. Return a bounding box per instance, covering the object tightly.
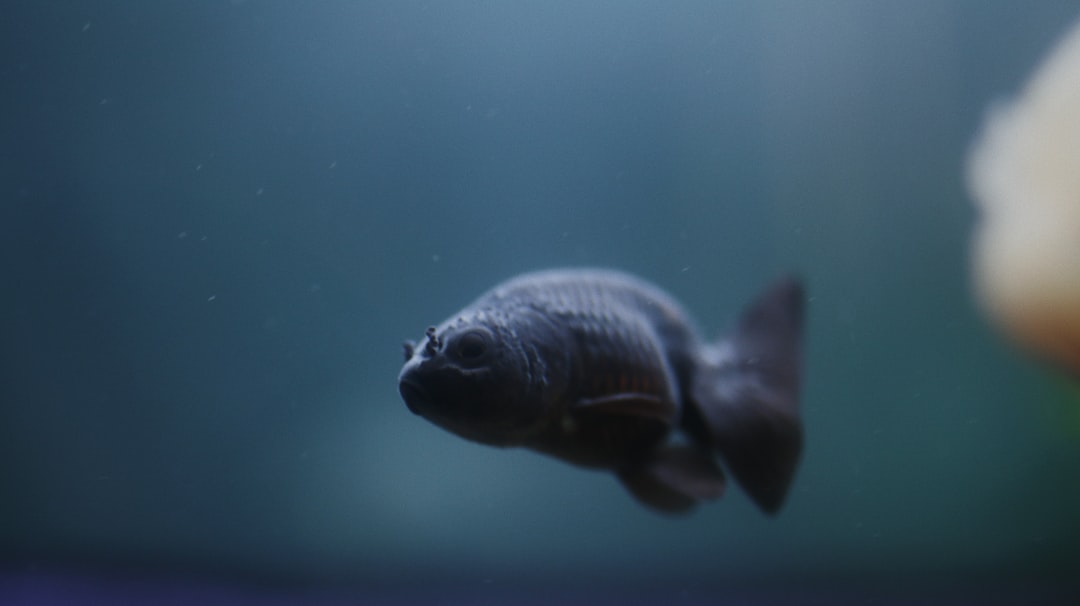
[398,378,432,415]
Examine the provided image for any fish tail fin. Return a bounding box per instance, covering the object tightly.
[684,276,805,514]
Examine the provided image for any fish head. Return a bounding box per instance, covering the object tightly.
[398,313,546,446]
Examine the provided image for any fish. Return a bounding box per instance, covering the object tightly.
[397,268,805,515]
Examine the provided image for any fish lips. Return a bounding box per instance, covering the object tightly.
[398,350,440,415]
[398,376,432,415]
[398,361,494,421]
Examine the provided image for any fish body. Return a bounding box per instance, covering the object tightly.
[398,269,804,515]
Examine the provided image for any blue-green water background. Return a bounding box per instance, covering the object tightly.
[3,0,1080,597]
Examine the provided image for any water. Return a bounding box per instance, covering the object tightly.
[3,1,1079,602]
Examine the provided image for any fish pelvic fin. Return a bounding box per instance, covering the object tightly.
[616,444,726,515]
[685,276,805,515]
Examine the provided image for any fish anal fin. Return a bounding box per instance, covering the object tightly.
[574,392,676,424]
[616,445,726,515]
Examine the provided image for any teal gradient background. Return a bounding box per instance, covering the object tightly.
[2,0,1079,599]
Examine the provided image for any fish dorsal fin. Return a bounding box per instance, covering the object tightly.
[616,445,727,514]
[572,392,676,423]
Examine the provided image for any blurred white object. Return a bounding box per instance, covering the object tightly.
[968,16,1080,375]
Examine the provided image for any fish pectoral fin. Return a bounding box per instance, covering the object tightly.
[616,445,726,515]
[573,392,676,423]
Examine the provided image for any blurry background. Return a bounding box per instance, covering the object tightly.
[3,0,1080,601]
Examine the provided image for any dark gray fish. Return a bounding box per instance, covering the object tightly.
[398,268,804,515]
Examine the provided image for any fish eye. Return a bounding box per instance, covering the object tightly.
[453,329,490,360]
